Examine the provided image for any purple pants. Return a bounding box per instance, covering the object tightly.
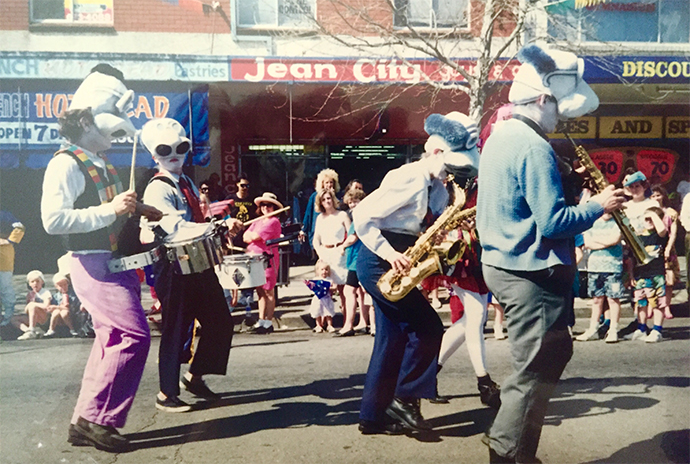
[69,252,151,428]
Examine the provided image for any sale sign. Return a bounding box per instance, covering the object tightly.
[636,149,677,184]
[588,149,625,185]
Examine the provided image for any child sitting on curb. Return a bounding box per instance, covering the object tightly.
[15,270,54,340]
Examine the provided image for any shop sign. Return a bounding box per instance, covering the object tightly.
[599,116,662,139]
[231,57,519,84]
[588,149,624,184]
[0,53,228,82]
[666,116,690,138]
[636,149,677,184]
[549,117,596,139]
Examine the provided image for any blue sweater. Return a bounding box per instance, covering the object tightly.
[477,118,603,271]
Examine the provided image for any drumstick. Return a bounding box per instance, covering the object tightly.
[129,131,139,192]
[241,206,291,227]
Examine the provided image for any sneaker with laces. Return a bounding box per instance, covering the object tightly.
[604,329,618,343]
[180,376,220,400]
[17,328,40,340]
[631,329,647,341]
[575,328,598,342]
[644,329,662,343]
[156,395,192,413]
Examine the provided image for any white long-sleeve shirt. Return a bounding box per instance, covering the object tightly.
[353,160,448,261]
[41,147,118,244]
[140,171,199,243]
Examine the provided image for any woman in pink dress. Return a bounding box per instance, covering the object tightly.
[243,192,283,334]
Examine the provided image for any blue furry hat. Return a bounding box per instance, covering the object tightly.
[518,44,559,77]
[424,112,478,151]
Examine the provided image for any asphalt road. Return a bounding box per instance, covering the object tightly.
[1,313,689,464]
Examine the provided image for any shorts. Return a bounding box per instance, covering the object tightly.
[587,272,624,299]
[633,274,667,310]
[345,270,360,287]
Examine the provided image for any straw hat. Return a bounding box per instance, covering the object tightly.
[254,192,283,209]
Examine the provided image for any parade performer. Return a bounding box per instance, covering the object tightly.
[41,64,162,452]
[353,111,480,435]
[477,44,625,463]
[435,180,501,410]
[139,118,241,412]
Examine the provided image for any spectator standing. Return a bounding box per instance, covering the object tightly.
[342,188,373,335]
[622,171,659,234]
[0,211,24,329]
[243,192,283,334]
[305,260,336,333]
[679,194,690,292]
[577,213,623,343]
[628,207,669,343]
[312,188,350,326]
[299,169,340,258]
[651,184,680,317]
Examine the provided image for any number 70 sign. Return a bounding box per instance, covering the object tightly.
[588,147,678,185]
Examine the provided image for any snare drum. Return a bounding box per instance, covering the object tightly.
[164,223,223,275]
[216,254,267,289]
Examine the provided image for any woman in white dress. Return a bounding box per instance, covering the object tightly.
[313,188,351,332]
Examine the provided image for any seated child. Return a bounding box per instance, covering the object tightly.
[305,260,336,333]
[629,206,668,343]
[43,273,80,338]
[14,270,54,340]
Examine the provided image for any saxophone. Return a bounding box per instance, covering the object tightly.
[565,134,652,265]
[377,178,475,302]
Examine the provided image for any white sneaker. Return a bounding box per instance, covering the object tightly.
[575,328,598,342]
[43,329,56,338]
[17,329,39,340]
[431,298,442,310]
[604,329,618,343]
[631,329,647,341]
[644,329,662,343]
[494,324,506,340]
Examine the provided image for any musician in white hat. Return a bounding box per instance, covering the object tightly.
[139,118,241,413]
[41,64,162,452]
[476,44,626,463]
[352,110,480,435]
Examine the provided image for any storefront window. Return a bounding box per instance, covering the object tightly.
[393,0,469,29]
[547,0,689,43]
[237,0,316,28]
[30,0,114,25]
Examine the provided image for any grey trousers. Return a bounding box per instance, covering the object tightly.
[483,264,574,463]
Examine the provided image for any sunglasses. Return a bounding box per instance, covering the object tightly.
[200,187,209,192]
[259,203,275,208]
[239,183,250,189]
[155,141,190,157]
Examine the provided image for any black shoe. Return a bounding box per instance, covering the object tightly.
[354,326,370,335]
[156,395,192,413]
[180,376,220,400]
[67,424,91,446]
[72,417,129,452]
[254,325,274,334]
[429,392,450,404]
[358,419,406,435]
[489,448,516,463]
[333,329,356,337]
[478,377,501,410]
[386,397,432,431]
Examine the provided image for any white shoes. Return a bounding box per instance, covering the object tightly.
[494,324,506,340]
[631,329,647,341]
[604,329,618,343]
[644,329,662,343]
[17,327,44,340]
[575,327,598,342]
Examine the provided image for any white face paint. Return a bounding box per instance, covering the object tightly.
[154,153,186,175]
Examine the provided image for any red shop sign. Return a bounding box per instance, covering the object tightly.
[588,149,624,184]
[636,149,677,184]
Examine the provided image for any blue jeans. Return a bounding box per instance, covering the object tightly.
[483,264,574,462]
[357,235,444,423]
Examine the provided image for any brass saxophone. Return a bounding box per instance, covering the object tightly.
[377,178,475,302]
[565,134,652,265]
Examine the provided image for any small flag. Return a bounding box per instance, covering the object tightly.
[306,280,331,299]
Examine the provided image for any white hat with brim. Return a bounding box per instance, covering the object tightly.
[509,44,599,119]
[254,192,283,209]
